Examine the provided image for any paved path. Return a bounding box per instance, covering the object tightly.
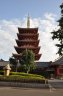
[0,87,63,96]
[48,79,63,88]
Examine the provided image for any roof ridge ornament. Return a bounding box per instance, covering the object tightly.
[27,14,30,28]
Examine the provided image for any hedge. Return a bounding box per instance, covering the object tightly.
[0,75,48,84]
[0,72,48,84]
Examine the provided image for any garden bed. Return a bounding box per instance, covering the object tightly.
[0,72,48,84]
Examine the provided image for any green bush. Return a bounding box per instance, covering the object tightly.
[0,70,4,75]
[10,72,45,79]
[0,75,47,84]
[0,72,48,84]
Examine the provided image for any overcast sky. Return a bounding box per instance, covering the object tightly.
[0,0,63,61]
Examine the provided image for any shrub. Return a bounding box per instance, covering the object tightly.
[10,72,45,79]
[0,70,4,75]
[0,72,48,84]
[0,75,47,84]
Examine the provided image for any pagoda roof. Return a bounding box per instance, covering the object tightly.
[18,27,38,34]
[14,46,40,49]
[13,53,41,60]
[13,53,41,57]
[18,27,38,31]
[16,41,39,47]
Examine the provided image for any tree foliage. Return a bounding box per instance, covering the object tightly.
[9,57,18,72]
[19,49,35,73]
[51,3,63,55]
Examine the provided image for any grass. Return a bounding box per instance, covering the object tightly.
[10,72,45,79]
[0,71,48,83]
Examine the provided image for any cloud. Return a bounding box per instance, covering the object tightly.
[0,13,59,61]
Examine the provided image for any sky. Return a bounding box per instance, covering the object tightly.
[0,0,63,61]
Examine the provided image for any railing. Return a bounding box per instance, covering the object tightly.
[0,81,49,88]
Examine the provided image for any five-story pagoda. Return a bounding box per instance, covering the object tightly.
[13,16,41,61]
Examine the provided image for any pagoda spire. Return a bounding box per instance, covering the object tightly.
[27,14,30,28]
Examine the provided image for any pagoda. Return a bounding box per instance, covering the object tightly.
[13,15,41,61]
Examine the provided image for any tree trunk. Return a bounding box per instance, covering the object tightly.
[15,64,17,72]
[27,67,30,74]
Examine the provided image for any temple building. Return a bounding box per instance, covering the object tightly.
[13,15,41,61]
[50,56,63,78]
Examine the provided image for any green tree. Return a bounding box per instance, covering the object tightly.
[19,49,35,74]
[51,3,63,55]
[9,57,18,72]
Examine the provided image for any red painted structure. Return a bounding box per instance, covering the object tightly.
[13,28,41,60]
[50,56,63,77]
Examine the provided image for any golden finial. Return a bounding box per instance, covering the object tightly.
[27,14,30,28]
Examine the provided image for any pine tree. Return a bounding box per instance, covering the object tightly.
[9,57,18,72]
[19,49,35,73]
[52,3,63,55]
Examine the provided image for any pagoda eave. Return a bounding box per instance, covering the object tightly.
[18,28,38,34]
[17,33,39,36]
[14,46,40,50]
[18,27,38,31]
[16,39,39,43]
[13,53,41,60]
[17,33,39,40]
[16,40,39,47]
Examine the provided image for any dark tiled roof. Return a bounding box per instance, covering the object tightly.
[51,56,63,65]
[0,59,4,61]
[35,62,51,68]
[0,61,9,67]
[0,61,51,68]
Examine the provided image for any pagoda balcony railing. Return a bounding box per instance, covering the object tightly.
[18,37,38,40]
[14,46,40,49]
[17,33,39,36]
[16,39,40,42]
[19,31,38,34]
[17,33,39,40]
[14,48,40,54]
[17,34,38,40]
